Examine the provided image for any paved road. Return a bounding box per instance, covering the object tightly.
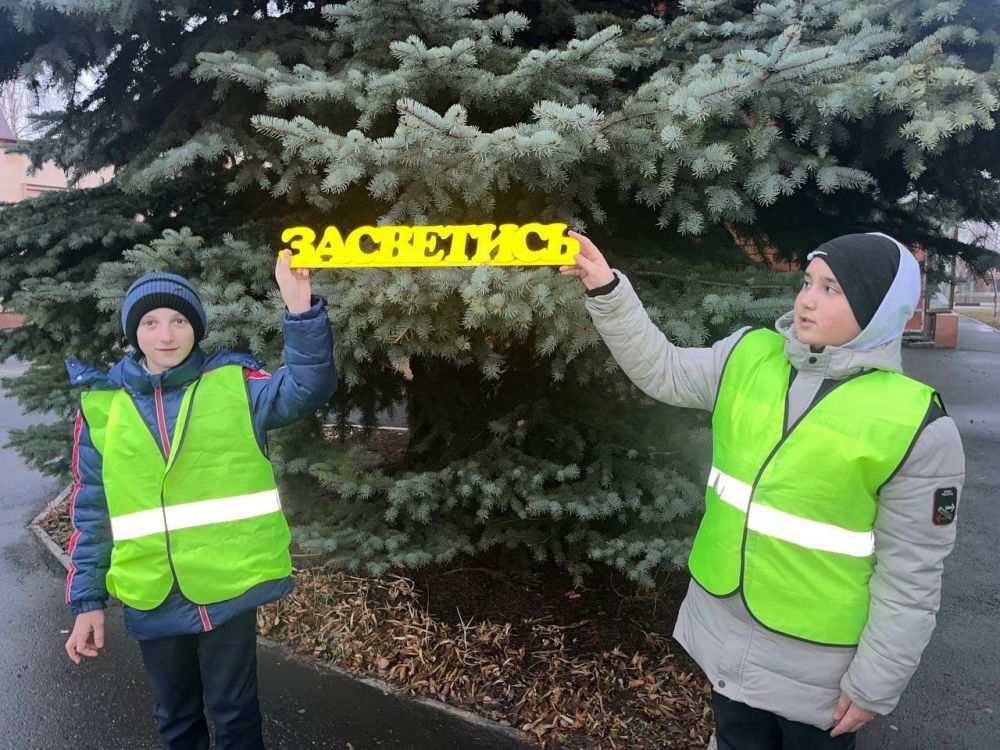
[859,316,999,749]
[0,358,528,750]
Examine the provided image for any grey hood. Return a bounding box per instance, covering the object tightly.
[775,310,904,377]
[777,231,919,373]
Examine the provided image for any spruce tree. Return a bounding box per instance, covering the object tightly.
[2,0,997,584]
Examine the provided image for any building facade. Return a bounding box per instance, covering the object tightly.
[1,111,111,202]
[1,111,112,327]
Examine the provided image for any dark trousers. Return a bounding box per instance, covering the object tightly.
[713,691,857,750]
[138,609,264,750]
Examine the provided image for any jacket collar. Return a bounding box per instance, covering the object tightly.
[774,311,903,380]
[114,346,208,393]
[67,347,262,393]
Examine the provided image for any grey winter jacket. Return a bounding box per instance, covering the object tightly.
[584,272,964,730]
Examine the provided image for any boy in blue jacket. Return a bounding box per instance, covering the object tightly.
[63,250,337,749]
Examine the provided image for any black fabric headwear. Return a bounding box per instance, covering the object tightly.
[807,234,900,329]
[121,272,207,349]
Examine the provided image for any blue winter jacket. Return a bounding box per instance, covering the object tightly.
[65,296,337,640]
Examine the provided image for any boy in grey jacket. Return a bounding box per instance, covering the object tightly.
[562,232,964,749]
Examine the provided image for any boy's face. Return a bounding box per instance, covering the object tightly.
[136,307,195,374]
[794,257,862,349]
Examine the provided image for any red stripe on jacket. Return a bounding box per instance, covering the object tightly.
[198,605,213,631]
[65,412,84,603]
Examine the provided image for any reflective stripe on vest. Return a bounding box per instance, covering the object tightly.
[81,365,292,610]
[110,489,282,541]
[708,467,875,557]
[688,328,935,646]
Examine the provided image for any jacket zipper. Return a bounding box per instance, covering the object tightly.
[153,386,170,459]
[156,381,202,600]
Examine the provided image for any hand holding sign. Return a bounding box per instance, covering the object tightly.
[276,248,312,314]
[559,231,615,290]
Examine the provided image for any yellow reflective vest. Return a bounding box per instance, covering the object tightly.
[81,365,292,610]
[688,329,937,645]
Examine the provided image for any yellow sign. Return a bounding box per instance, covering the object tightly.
[280,223,580,268]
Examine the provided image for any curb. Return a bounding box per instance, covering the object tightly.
[254,635,523,738]
[29,485,528,746]
[28,485,73,570]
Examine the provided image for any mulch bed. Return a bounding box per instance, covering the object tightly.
[256,563,713,749]
[39,441,713,749]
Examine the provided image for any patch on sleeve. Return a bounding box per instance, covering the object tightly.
[933,487,958,525]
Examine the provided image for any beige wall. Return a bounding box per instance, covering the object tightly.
[0,141,112,202]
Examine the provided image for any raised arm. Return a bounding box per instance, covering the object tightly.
[248,250,338,434]
[562,232,747,411]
